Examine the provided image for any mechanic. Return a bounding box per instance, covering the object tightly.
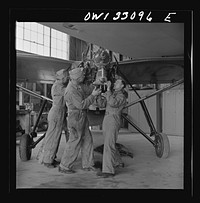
[58,65,101,174]
[96,78,128,178]
[37,69,69,168]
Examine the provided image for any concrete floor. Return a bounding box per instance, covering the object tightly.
[16,129,183,189]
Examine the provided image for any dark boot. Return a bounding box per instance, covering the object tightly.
[96,171,115,178]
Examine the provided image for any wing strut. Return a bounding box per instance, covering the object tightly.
[124,78,184,109]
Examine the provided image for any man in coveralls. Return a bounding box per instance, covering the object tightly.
[58,66,101,174]
[96,79,127,178]
[37,69,69,168]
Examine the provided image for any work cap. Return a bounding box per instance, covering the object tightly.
[56,69,68,80]
[69,67,84,80]
[71,61,82,70]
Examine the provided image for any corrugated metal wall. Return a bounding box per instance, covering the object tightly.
[128,87,184,136]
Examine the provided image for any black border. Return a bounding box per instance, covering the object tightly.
[8,8,194,199]
[10,8,190,22]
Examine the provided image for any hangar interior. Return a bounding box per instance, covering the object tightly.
[15,22,184,189]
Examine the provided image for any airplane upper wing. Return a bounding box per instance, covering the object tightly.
[115,56,184,84]
[16,50,73,83]
[40,23,184,59]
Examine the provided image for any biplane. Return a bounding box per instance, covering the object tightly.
[16,23,184,161]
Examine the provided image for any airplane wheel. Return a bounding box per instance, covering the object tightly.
[19,134,32,161]
[154,133,170,158]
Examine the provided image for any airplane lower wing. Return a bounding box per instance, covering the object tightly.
[16,50,73,83]
[115,56,184,84]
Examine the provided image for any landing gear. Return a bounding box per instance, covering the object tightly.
[154,133,170,158]
[117,62,183,159]
[16,96,49,161]
[19,134,33,161]
[122,114,170,159]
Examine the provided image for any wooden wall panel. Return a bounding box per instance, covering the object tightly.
[69,36,88,61]
[162,89,184,136]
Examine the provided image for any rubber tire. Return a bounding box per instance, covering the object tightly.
[19,134,32,161]
[155,133,170,158]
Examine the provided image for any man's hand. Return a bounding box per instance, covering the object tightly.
[106,81,111,91]
[92,87,101,96]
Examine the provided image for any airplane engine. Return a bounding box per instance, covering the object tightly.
[80,48,117,93]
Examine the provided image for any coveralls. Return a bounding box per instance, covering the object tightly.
[38,76,68,164]
[98,90,127,174]
[59,81,95,170]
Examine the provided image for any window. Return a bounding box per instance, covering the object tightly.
[16,22,69,60]
[50,28,69,60]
